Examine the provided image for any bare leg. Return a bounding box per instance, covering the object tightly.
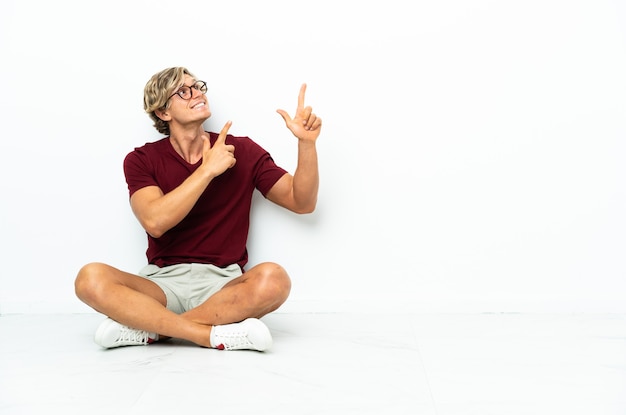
[181,262,292,325]
[74,261,291,348]
[75,262,213,347]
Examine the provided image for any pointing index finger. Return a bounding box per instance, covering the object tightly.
[298,83,307,110]
[216,120,232,145]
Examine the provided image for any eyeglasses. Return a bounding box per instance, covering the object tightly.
[168,80,207,101]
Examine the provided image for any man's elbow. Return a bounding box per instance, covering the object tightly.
[293,200,317,214]
[141,218,166,239]
[147,229,165,239]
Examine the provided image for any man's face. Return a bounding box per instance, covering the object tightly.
[166,75,211,125]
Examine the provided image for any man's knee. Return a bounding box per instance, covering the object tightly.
[255,262,292,301]
[74,262,109,301]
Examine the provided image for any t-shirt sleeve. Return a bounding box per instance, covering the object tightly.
[254,153,288,197]
[123,149,158,197]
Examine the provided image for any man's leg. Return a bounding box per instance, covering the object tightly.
[74,262,214,348]
[180,262,292,325]
[176,262,291,351]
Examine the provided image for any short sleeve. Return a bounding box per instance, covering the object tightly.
[123,149,157,197]
[248,140,287,196]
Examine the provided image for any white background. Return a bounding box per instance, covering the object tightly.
[0,0,624,314]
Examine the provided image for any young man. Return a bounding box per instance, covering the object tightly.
[74,67,321,351]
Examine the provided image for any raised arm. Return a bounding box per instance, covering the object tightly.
[268,84,322,214]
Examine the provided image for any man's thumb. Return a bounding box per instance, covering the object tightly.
[276,109,292,125]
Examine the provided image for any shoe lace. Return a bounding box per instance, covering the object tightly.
[117,326,150,345]
[216,329,253,350]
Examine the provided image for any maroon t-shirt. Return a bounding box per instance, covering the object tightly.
[123,133,287,270]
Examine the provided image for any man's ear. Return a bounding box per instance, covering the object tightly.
[155,108,171,121]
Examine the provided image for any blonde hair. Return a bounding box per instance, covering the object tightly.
[143,67,197,135]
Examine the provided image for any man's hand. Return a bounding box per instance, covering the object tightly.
[201,121,236,178]
[276,84,322,142]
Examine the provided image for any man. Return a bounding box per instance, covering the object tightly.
[74,67,321,351]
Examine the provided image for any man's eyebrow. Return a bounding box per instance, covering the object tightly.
[180,79,198,87]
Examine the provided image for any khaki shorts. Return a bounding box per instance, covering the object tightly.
[138,263,243,314]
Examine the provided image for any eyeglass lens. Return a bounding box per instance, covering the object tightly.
[177,81,207,99]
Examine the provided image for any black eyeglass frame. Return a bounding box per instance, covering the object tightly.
[167,80,208,102]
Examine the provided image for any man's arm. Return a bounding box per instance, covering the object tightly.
[267,84,322,214]
[131,122,235,238]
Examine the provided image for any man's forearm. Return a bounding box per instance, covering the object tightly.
[291,140,319,213]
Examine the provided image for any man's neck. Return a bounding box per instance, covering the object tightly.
[169,124,206,164]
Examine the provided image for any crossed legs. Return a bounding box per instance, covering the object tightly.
[74,262,291,348]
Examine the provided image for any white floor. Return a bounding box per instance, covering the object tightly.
[0,312,625,415]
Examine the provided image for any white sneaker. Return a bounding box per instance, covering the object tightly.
[94,318,158,349]
[211,318,273,351]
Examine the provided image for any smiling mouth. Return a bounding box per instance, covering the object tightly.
[192,102,206,109]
